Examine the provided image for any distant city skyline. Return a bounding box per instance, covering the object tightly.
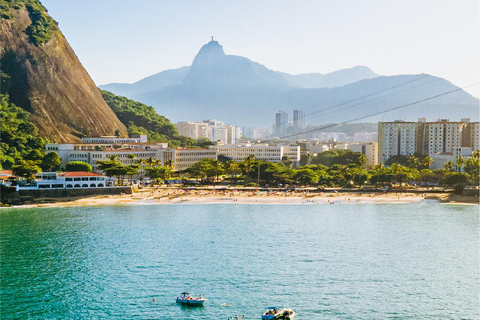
[42,0,479,98]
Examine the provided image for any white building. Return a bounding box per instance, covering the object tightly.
[81,135,147,144]
[175,120,240,144]
[46,137,218,175]
[20,171,115,190]
[209,144,300,163]
[378,121,405,164]
[349,142,379,166]
[430,147,473,172]
[172,148,218,171]
[175,122,210,140]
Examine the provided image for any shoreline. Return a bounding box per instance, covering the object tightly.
[6,188,478,208]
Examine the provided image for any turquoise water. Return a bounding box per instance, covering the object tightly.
[1,203,478,319]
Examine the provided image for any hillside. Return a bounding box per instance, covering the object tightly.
[100,40,479,126]
[0,0,127,143]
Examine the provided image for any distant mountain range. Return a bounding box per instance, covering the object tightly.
[100,40,479,127]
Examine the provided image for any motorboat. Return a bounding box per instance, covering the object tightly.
[262,307,295,319]
[176,292,206,306]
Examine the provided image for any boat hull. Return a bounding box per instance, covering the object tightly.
[176,298,205,306]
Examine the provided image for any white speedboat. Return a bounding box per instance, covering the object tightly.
[262,307,295,319]
[176,292,206,306]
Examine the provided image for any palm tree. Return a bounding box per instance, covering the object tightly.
[127,153,136,161]
[423,156,433,169]
[240,155,256,183]
[143,156,160,167]
[164,160,173,169]
[444,161,454,172]
[456,156,466,172]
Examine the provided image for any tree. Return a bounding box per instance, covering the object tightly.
[280,155,294,168]
[464,157,479,186]
[145,166,171,185]
[407,155,421,169]
[444,161,454,172]
[125,164,141,182]
[385,155,408,167]
[312,149,366,167]
[41,152,61,171]
[66,161,92,172]
[456,156,466,172]
[422,156,433,169]
[294,169,319,186]
[143,156,160,167]
[224,160,240,180]
[440,172,469,194]
[240,155,256,183]
[11,160,41,182]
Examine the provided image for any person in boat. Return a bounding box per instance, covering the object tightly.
[199,294,203,299]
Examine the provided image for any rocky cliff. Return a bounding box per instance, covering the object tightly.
[0,1,127,143]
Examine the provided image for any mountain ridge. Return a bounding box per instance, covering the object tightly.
[100,40,478,126]
[0,1,127,143]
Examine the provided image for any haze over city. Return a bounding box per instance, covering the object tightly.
[42,0,479,98]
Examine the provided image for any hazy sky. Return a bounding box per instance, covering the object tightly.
[42,0,479,97]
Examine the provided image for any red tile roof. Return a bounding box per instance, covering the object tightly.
[59,172,104,177]
[0,170,13,176]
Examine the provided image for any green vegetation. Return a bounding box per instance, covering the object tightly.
[179,150,479,191]
[0,0,57,46]
[100,90,213,148]
[11,159,41,182]
[0,94,46,169]
[65,161,92,172]
[311,149,366,167]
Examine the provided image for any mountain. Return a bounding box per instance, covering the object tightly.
[99,43,380,97]
[278,66,379,88]
[0,0,127,143]
[99,66,190,98]
[101,41,479,127]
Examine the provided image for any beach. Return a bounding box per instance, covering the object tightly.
[22,187,478,208]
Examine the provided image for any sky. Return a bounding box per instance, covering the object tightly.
[42,0,479,98]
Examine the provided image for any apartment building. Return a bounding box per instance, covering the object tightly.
[175,122,210,140]
[349,142,378,166]
[175,120,240,144]
[378,118,479,164]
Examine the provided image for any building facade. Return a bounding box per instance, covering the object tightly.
[349,142,378,166]
[275,110,289,136]
[378,118,479,164]
[209,144,300,163]
[293,109,306,128]
[46,138,217,175]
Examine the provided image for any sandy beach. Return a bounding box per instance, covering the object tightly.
[22,187,478,208]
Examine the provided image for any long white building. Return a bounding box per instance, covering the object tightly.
[209,144,300,163]
[46,138,218,175]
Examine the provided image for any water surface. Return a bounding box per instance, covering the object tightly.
[1,203,478,319]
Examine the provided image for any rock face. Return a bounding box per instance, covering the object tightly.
[0,3,127,143]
